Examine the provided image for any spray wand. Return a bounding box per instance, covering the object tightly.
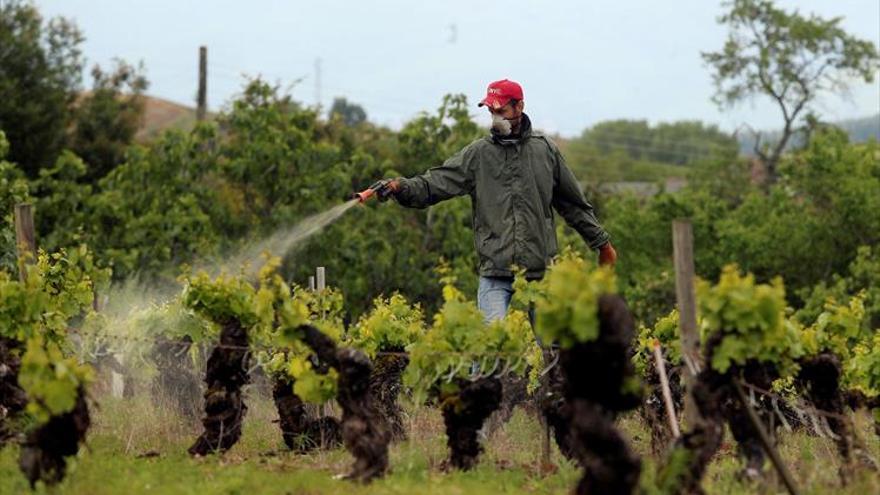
[352,179,397,203]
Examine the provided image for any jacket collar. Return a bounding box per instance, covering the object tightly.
[490,113,532,146]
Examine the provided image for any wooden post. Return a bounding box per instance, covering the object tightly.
[316,265,329,419]
[308,276,316,292]
[196,46,207,121]
[316,266,326,291]
[14,203,36,282]
[673,219,701,426]
[653,341,681,438]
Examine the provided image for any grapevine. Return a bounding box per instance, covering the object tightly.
[282,322,391,482]
[635,309,685,457]
[403,271,540,470]
[846,333,880,435]
[347,293,425,440]
[800,294,869,364]
[655,265,878,491]
[251,262,344,407]
[634,309,683,376]
[182,270,261,455]
[525,252,642,494]
[793,294,878,479]
[655,265,790,492]
[697,266,802,376]
[347,293,424,357]
[1,246,105,486]
[404,278,538,402]
[530,254,617,349]
[255,262,347,451]
[181,261,348,454]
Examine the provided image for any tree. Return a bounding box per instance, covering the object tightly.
[574,119,738,166]
[0,130,31,274]
[703,0,880,184]
[69,60,148,181]
[328,97,367,127]
[0,1,83,178]
[0,1,148,181]
[563,119,739,184]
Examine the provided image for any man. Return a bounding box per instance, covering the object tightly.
[378,79,616,322]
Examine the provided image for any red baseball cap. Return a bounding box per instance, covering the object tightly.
[478,79,524,109]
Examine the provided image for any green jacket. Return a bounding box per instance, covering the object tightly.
[396,114,610,279]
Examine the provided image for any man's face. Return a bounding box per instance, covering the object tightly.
[487,100,524,135]
[487,100,524,120]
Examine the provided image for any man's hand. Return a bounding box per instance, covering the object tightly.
[375,178,401,202]
[598,242,617,267]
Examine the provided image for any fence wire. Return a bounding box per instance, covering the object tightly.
[66,328,561,383]
[65,328,878,435]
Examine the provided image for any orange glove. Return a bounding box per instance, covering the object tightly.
[598,242,617,267]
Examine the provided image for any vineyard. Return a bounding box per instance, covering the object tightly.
[1,233,879,493]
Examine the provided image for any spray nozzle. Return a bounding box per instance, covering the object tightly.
[353,180,396,203]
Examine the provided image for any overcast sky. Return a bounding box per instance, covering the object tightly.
[37,0,880,136]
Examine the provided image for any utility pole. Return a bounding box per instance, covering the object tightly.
[314,57,322,109]
[197,46,207,121]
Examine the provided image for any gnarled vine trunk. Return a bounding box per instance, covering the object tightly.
[151,336,201,421]
[659,366,726,495]
[188,320,249,456]
[18,387,90,487]
[865,397,880,440]
[560,295,642,495]
[369,351,409,442]
[541,349,578,463]
[440,376,503,470]
[797,352,878,482]
[299,324,390,482]
[0,337,27,447]
[478,373,532,440]
[272,376,340,452]
[658,333,781,493]
[640,362,683,458]
[723,361,780,481]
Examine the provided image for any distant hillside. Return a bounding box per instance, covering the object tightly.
[837,114,880,142]
[738,113,880,154]
[135,95,200,142]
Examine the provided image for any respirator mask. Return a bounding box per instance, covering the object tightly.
[491,113,514,136]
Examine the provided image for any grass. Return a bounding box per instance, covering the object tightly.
[1,387,878,494]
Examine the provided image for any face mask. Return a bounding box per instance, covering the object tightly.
[491,113,513,136]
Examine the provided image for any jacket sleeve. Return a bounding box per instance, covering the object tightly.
[394,145,475,209]
[550,147,610,250]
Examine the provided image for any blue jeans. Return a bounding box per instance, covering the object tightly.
[477,276,515,323]
[477,275,537,326]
